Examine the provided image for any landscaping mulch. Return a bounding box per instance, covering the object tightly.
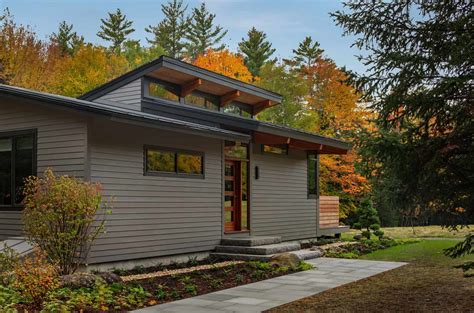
[121,260,243,282]
[125,261,304,307]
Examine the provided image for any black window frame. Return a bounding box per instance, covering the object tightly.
[307,153,319,199]
[144,145,205,179]
[0,129,37,210]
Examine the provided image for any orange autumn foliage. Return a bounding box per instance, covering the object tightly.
[193,49,254,83]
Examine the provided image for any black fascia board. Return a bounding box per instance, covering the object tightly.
[0,84,250,142]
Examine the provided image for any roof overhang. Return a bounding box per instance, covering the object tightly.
[0,84,250,142]
[79,56,282,115]
[253,128,351,155]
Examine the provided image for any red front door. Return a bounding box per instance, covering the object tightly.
[225,160,241,231]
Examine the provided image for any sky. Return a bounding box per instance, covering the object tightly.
[1,0,366,73]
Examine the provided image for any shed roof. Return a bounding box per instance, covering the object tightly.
[79,56,283,114]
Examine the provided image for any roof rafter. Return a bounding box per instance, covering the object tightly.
[180,78,202,97]
[220,90,240,107]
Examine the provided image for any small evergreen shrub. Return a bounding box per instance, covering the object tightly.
[353,197,384,239]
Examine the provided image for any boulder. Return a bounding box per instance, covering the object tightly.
[270,252,302,269]
[96,272,123,284]
[60,273,104,289]
[353,234,363,241]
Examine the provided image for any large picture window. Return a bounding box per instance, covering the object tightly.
[0,131,36,208]
[145,146,204,178]
[308,153,318,198]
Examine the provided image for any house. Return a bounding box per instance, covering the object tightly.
[0,56,349,268]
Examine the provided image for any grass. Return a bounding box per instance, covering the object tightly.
[341,225,472,241]
[267,239,474,313]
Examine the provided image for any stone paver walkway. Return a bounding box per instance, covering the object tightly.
[134,257,406,313]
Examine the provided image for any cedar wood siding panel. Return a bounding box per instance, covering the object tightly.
[93,79,142,111]
[251,146,317,240]
[0,100,87,240]
[87,120,222,264]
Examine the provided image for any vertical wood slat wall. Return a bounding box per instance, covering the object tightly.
[319,196,340,229]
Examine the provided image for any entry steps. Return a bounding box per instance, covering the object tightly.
[210,236,321,261]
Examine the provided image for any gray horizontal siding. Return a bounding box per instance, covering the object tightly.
[94,79,142,111]
[251,147,317,240]
[0,100,87,240]
[87,120,222,264]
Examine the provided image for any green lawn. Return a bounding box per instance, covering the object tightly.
[341,225,472,241]
[269,239,474,313]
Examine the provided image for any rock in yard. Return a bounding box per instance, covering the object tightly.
[271,252,302,269]
[60,273,104,289]
[96,272,123,284]
[353,234,363,240]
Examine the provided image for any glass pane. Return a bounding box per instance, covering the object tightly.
[147,150,175,172]
[184,94,218,111]
[263,144,288,155]
[224,141,248,159]
[308,154,317,195]
[241,163,248,230]
[225,210,234,223]
[0,138,12,205]
[224,195,234,208]
[225,164,234,176]
[177,153,203,175]
[15,135,34,204]
[222,102,241,115]
[149,82,179,102]
[225,180,234,192]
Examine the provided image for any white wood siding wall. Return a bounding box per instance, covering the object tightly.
[251,147,317,240]
[93,79,142,111]
[0,100,87,240]
[87,120,223,264]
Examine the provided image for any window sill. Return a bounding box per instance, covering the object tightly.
[0,205,24,211]
[224,230,250,234]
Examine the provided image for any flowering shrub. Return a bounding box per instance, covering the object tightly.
[22,169,110,275]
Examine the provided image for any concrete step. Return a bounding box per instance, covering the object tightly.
[220,236,281,247]
[210,249,321,262]
[215,242,301,255]
[210,252,273,262]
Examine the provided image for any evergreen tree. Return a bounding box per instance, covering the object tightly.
[238,27,275,77]
[97,8,135,54]
[52,21,84,55]
[332,1,473,228]
[292,36,324,68]
[185,3,227,60]
[145,0,190,59]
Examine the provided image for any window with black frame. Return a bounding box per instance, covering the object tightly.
[145,146,204,177]
[307,153,318,198]
[0,131,36,207]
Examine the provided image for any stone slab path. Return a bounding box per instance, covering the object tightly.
[134,257,406,313]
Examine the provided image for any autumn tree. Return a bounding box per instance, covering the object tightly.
[146,0,190,59]
[51,21,84,56]
[52,44,129,97]
[193,49,253,83]
[97,8,135,54]
[238,27,275,77]
[0,9,61,91]
[185,2,227,60]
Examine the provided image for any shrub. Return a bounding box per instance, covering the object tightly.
[0,245,19,285]
[22,169,111,275]
[11,249,60,306]
[353,197,383,239]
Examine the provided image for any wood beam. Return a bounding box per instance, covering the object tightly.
[253,100,272,114]
[180,78,202,97]
[220,90,240,106]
